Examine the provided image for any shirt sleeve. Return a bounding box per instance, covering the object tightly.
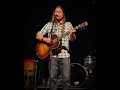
[68,22,73,29]
[36,22,50,36]
[67,22,76,40]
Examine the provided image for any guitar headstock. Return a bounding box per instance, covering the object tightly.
[74,21,88,30]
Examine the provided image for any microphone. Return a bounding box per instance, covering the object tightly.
[54,14,58,17]
[54,14,58,21]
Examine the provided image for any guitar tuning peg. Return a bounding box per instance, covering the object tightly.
[86,22,88,26]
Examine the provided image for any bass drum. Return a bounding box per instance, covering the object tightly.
[70,63,88,87]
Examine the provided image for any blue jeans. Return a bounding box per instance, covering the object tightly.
[49,57,70,90]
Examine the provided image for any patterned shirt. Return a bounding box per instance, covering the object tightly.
[36,22,74,58]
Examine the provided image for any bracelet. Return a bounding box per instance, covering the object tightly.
[41,37,44,41]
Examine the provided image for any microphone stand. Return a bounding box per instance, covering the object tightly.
[50,16,56,60]
[49,16,56,87]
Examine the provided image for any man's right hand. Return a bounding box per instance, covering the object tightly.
[43,37,51,44]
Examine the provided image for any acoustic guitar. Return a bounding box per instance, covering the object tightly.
[36,21,88,59]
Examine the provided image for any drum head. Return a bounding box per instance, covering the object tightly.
[70,63,87,87]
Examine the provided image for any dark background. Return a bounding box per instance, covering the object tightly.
[24,0,96,88]
[24,0,96,63]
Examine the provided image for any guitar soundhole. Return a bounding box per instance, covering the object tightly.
[51,35,60,49]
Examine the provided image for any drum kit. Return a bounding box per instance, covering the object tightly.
[70,50,96,87]
[24,50,96,88]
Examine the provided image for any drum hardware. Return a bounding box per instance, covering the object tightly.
[84,54,96,70]
[34,59,38,86]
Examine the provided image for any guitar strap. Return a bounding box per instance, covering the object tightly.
[61,22,65,34]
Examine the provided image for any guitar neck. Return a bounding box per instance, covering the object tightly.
[58,31,70,40]
[52,21,88,43]
[57,26,78,41]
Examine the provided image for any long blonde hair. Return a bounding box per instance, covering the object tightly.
[51,5,66,24]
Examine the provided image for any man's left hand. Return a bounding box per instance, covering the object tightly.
[69,29,76,35]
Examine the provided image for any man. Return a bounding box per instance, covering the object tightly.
[36,5,76,90]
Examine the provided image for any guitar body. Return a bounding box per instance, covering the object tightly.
[36,34,61,59]
[36,42,50,59]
